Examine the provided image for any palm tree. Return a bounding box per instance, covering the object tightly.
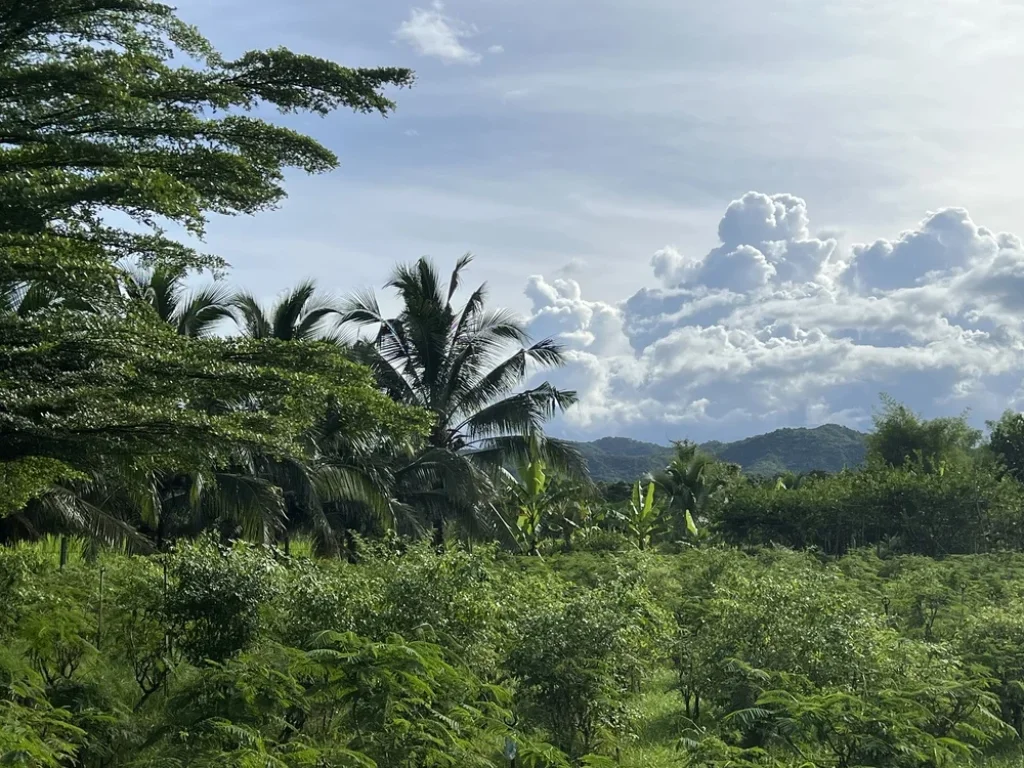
[652,441,733,539]
[125,265,236,337]
[342,255,583,544]
[0,471,156,558]
[2,280,94,316]
[233,279,343,341]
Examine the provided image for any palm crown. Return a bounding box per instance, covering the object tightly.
[233,279,343,341]
[343,255,579,461]
[125,266,235,338]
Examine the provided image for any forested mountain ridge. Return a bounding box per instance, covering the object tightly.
[573,424,868,481]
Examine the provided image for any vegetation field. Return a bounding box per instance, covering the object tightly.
[9,538,1024,768]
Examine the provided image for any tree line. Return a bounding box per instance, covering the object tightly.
[10,2,1024,567]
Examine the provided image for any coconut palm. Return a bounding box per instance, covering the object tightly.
[125,265,236,338]
[2,280,95,316]
[652,441,734,539]
[233,279,343,341]
[341,254,583,543]
[0,472,155,557]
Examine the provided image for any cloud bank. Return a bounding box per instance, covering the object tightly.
[525,192,1024,442]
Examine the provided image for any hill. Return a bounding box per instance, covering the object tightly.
[572,424,868,482]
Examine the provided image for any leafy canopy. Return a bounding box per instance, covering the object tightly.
[0,0,421,514]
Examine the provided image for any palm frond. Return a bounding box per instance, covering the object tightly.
[458,384,578,440]
[232,292,272,339]
[294,305,342,341]
[145,266,186,324]
[16,282,62,315]
[201,472,287,544]
[339,288,386,327]
[175,283,237,338]
[23,485,154,554]
[312,465,392,524]
[469,435,589,482]
[446,252,474,304]
[349,340,421,404]
[272,279,320,340]
[452,339,569,420]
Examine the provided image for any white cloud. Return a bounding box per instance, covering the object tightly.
[525,192,1024,441]
[487,44,505,54]
[396,1,481,64]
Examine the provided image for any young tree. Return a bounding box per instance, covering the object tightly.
[652,441,734,540]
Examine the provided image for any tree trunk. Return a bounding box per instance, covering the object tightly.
[59,535,69,570]
[433,516,445,551]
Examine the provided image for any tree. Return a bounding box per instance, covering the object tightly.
[0,0,414,283]
[652,441,732,540]
[866,396,981,473]
[501,434,551,555]
[988,410,1024,482]
[616,480,663,551]
[125,265,236,338]
[342,255,582,543]
[233,280,344,342]
[0,0,418,519]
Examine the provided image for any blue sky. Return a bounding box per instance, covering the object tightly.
[174,0,1024,443]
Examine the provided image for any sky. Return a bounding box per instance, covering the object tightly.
[173,0,1024,444]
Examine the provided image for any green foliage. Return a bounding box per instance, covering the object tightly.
[0,458,84,517]
[988,410,1024,481]
[6,542,1024,767]
[164,538,281,664]
[652,441,732,541]
[342,255,582,543]
[508,580,652,757]
[867,396,982,472]
[615,480,663,551]
[714,459,1024,556]
[0,0,425,551]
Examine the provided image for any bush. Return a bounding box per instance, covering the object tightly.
[163,537,281,664]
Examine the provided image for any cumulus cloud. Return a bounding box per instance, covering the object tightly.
[524,192,1024,441]
[396,1,481,64]
[842,208,998,292]
[653,192,839,292]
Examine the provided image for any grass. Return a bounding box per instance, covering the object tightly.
[622,669,688,767]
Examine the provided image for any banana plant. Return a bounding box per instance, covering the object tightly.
[500,435,550,555]
[516,450,548,555]
[618,480,663,551]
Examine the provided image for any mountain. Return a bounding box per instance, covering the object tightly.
[572,424,868,482]
[706,424,868,476]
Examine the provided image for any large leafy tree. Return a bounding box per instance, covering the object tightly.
[866,396,981,472]
[343,255,582,541]
[0,0,420,519]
